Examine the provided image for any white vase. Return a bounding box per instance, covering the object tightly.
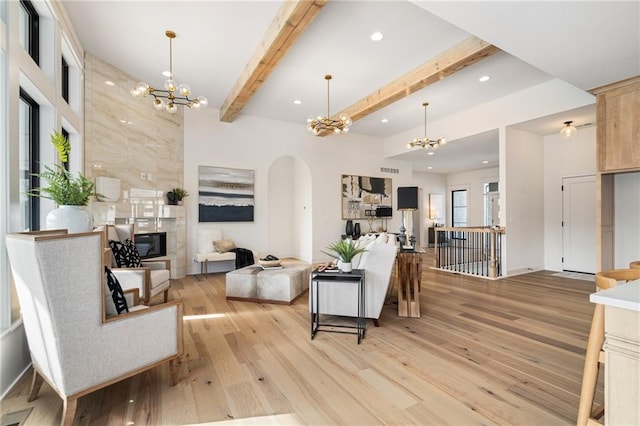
[339,261,353,273]
[46,205,93,233]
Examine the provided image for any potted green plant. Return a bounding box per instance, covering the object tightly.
[322,239,368,273]
[167,187,189,205]
[28,132,97,232]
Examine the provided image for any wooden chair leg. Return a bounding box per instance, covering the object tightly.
[577,304,605,426]
[164,289,169,303]
[27,368,44,402]
[61,397,78,426]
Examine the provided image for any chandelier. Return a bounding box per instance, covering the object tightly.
[131,30,208,114]
[407,102,446,151]
[306,74,352,135]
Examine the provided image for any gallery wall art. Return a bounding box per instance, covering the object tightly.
[198,166,254,222]
[341,174,392,219]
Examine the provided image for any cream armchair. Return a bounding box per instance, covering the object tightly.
[95,224,171,304]
[311,234,397,326]
[5,231,183,426]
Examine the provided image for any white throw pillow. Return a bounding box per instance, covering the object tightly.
[376,233,388,244]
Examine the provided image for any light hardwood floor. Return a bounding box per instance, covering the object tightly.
[1,261,602,425]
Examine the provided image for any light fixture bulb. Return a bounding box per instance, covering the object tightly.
[197,96,208,108]
[178,84,191,97]
[166,102,177,114]
[153,98,165,110]
[560,121,577,139]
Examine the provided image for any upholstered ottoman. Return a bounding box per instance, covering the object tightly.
[226,264,311,304]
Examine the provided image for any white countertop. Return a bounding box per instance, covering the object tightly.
[590,280,640,312]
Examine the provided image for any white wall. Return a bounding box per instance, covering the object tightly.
[183,109,412,274]
[504,128,545,275]
[614,171,640,268]
[446,167,499,227]
[543,126,596,271]
[413,171,446,242]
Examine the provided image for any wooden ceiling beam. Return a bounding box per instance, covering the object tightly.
[220,0,327,123]
[315,36,501,136]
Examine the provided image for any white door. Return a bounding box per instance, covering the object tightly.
[562,175,596,273]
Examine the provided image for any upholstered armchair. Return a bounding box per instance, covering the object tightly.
[95,224,171,304]
[5,231,183,426]
[310,234,397,326]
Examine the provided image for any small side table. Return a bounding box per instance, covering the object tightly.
[310,269,366,344]
[397,248,423,318]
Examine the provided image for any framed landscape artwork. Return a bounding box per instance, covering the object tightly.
[198,166,254,222]
[341,174,392,219]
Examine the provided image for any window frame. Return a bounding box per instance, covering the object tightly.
[451,189,468,229]
[61,56,69,103]
[19,88,40,231]
[19,0,39,65]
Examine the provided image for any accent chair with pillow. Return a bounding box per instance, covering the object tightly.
[95,224,171,305]
[310,233,397,326]
[5,231,183,425]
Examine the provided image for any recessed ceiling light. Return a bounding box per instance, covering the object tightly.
[104,80,115,86]
[162,70,172,77]
[427,152,435,156]
[427,166,433,170]
[381,118,389,123]
[370,31,384,42]
[482,160,489,164]
[479,75,491,83]
[293,100,302,105]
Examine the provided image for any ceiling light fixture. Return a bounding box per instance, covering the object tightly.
[407,102,446,151]
[381,118,389,123]
[306,74,352,135]
[293,99,302,105]
[479,75,491,82]
[131,30,208,114]
[560,120,577,139]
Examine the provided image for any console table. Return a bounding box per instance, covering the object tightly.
[397,248,423,318]
[310,269,366,344]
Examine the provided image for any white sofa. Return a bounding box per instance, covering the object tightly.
[310,233,397,326]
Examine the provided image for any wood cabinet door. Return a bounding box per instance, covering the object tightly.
[595,77,640,172]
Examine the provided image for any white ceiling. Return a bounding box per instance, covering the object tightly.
[63,1,639,174]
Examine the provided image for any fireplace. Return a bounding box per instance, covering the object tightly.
[134,232,167,259]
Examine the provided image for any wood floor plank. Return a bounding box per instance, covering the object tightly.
[1,261,599,425]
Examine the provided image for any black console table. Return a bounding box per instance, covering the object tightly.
[309,269,366,344]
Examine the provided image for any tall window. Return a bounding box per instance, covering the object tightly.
[18,0,39,65]
[61,56,69,103]
[19,89,40,231]
[452,189,467,228]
